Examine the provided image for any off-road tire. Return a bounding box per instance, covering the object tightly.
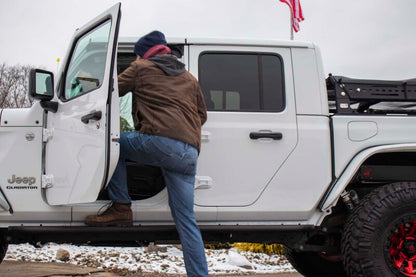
[0,236,8,263]
[342,182,416,277]
[284,246,346,276]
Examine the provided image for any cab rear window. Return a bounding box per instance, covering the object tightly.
[199,52,285,112]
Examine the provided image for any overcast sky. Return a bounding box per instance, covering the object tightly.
[0,0,415,80]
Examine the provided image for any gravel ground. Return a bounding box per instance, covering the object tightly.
[5,243,296,276]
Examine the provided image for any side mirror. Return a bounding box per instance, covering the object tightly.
[29,69,54,101]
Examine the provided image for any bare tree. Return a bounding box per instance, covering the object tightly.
[0,63,34,108]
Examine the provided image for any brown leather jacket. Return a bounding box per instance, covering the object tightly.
[118,55,207,151]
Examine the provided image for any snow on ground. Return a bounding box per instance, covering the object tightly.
[5,243,295,275]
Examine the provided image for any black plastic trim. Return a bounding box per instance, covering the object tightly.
[5,225,315,246]
[81,110,102,124]
[29,69,54,102]
[318,116,341,211]
[249,132,282,140]
[40,101,58,113]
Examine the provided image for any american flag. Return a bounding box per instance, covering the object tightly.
[279,0,304,32]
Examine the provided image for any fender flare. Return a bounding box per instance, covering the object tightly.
[320,143,416,212]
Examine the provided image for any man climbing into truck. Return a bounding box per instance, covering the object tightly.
[84,30,209,277]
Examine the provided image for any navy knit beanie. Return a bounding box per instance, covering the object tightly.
[134,31,167,57]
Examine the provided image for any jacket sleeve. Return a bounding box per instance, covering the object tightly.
[196,83,208,126]
[117,63,137,97]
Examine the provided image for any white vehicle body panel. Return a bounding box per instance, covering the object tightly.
[0,103,70,222]
[215,116,332,223]
[291,47,329,116]
[332,116,416,177]
[43,4,121,205]
[189,45,298,207]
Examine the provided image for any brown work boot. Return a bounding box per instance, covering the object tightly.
[84,202,133,227]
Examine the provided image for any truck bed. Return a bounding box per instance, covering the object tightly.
[326,74,416,114]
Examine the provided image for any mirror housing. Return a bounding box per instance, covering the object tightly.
[29,69,54,101]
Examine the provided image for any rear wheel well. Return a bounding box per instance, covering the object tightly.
[330,151,416,214]
[313,152,416,256]
[353,152,416,185]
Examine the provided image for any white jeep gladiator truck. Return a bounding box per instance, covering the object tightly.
[1,3,416,276]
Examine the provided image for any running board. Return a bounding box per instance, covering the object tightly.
[4,225,315,246]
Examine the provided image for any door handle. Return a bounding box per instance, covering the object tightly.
[249,132,283,140]
[81,110,102,124]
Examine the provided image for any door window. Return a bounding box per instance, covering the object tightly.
[199,53,285,112]
[63,20,111,100]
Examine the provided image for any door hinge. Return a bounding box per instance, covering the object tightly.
[195,176,213,190]
[42,175,54,189]
[43,128,54,142]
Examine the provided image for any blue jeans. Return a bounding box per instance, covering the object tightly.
[107,132,208,277]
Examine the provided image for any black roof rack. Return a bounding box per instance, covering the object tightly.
[326,74,416,114]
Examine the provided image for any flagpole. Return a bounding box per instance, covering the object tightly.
[290,9,294,40]
[279,0,303,40]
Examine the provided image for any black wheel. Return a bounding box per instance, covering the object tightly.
[0,235,8,263]
[284,246,346,277]
[342,182,416,277]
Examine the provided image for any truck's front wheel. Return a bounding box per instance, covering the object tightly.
[342,182,416,277]
[0,233,8,263]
